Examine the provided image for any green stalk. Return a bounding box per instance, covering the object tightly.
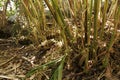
[84,0,88,45]
[21,0,45,44]
[88,0,93,45]
[103,1,120,67]
[36,0,46,31]
[93,0,100,51]
[29,0,39,19]
[51,0,68,48]
[21,0,33,21]
[44,0,72,49]
[100,0,108,39]
[107,4,120,51]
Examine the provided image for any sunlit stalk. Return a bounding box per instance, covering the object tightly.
[107,4,120,51]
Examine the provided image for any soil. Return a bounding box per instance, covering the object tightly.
[0,33,120,80]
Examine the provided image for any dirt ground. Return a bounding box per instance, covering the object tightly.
[0,35,120,80]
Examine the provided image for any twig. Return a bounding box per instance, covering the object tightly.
[0,55,16,67]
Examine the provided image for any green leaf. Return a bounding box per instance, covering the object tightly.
[26,55,65,78]
[50,55,66,80]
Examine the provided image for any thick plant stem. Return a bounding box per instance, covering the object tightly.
[93,0,100,53]
[84,0,88,46]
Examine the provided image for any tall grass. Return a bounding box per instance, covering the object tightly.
[21,0,46,44]
[20,0,120,79]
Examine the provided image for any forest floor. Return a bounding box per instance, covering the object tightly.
[0,35,120,80]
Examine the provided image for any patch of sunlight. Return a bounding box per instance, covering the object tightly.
[117,30,120,33]
[7,1,16,11]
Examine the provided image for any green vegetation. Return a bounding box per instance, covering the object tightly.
[0,0,120,80]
